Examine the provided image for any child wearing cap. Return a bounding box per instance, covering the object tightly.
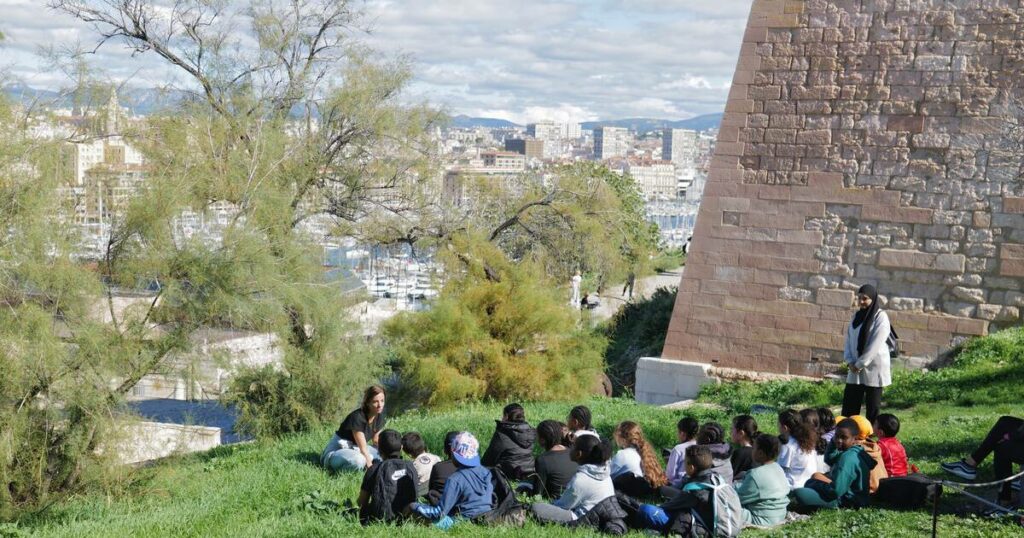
[841,415,888,493]
[412,432,494,530]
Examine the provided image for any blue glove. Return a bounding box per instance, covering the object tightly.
[639,504,670,530]
[434,515,456,530]
[413,503,441,520]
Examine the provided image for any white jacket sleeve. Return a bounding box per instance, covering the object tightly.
[855,312,890,370]
[843,322,857,364]
[552,475,581,511]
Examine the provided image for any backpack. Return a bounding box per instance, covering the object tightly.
[477,467,526,527]
[887,327,900,358]
[875,475,941,509]
[681,474,743,538]
[364,459,418,524]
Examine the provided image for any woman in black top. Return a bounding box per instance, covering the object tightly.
[531,420,579,498]
[321,385,386,471]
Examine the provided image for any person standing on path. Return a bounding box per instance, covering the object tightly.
[840,284,892,423]
[570,270,582,309]
[622,272,636,301]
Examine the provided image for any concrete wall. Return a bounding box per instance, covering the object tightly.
[111,421,221,464]
[664,0,1024,376]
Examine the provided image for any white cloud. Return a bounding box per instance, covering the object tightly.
[1,0,753,121]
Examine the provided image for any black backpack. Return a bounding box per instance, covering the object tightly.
[362,459,418,524]
[477,467,527,527]
[875,475,941,509]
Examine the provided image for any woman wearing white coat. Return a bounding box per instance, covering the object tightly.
[840,284,891,423]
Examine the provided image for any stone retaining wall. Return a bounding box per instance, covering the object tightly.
[664,0,1024,376]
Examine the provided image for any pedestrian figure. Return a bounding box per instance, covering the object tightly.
[570,270,582,309]
[840,285,892,423]
[622,272,636,301]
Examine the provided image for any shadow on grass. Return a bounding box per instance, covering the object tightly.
[289,450,323,468]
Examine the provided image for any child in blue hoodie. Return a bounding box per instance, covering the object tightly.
[412,432,494,529]
[531,434,616,524]
[792,418,876,510]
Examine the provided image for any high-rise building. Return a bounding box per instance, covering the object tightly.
[526,121,561,141]
[504,138,544,160]
[662,128,699,164]
[593,126,628,160]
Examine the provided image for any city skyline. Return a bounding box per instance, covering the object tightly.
[0,0,752,124]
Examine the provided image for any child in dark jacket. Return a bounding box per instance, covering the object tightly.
[531,420,579,498]
[427,431,460,505]
[874,413,910,477]
[792,418,877,510]
[638,445,721,536]
[694,422,733,484]
[481,403,537,480]
[357,429,418,525]
[730,415,758,481]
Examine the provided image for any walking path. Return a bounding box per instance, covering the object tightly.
[584,267,683,321]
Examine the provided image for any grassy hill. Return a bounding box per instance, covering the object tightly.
[13,329,1024,537]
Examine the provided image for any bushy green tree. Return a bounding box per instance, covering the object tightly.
[383,236,606,409]
[0,1,435,516]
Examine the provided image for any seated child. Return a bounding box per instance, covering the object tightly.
[402,431,441,498]
[874,413,910,477]
[694,422,734,484]
[532,420,579,498]
[481,403,537,480]
[566,405,599,442]
[818,408,837,445]
[413,432,494,529]
[640,445,738,535]
[610,421,668,497]
[357,429,418,525]
[793,418,876,510]
[844,415,888,492]
[531,434,616,524]
[801,408,829,473]
[730,415,758,481]
[736,433,789,527]
[427,431,462,505]
[777,409,818,490]
[665,417,699,488]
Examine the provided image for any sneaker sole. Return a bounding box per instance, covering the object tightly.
[941,465,977,481]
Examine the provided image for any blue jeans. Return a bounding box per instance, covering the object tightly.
[321,434,379,471]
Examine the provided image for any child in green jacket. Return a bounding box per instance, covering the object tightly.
[736,433,790,527]
[792,418,877,510]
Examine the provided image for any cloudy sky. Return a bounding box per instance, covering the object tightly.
[0,0,753,123]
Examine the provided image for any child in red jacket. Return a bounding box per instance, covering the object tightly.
[874,414,916,477]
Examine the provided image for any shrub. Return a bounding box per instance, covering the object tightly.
[603,286,677,395]
[382,243,606,410]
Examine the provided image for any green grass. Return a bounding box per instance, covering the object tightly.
[13,329,1024,537]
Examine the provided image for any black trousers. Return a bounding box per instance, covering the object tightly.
[841,383,883,423]
[969,416,1024,501]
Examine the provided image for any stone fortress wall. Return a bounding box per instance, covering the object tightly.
[663,0,1024,377]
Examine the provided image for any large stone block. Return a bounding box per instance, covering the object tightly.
[660,0,1020,380]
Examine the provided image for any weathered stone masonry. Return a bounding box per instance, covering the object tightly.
[663,0,1024,377]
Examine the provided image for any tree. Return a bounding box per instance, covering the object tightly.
[0,1,436,515]
[382,235,607,410]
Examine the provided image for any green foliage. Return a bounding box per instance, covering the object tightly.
[383,238,606,409]
[603,287,677,395]
[699,327,1024,415]
[650,248,685,273]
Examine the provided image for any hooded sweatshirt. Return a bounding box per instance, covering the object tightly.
[858,439,889,493]
[706,442,734,484]
[436,465,494,519]
[553,463,616,518]
[481,420,536,479]
[814,444,876,508]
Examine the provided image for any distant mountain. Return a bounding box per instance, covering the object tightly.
[448,115,521,129]
[3,83,189,115]
[581,113,723,134]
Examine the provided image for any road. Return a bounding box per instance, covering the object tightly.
[580,267,683,322]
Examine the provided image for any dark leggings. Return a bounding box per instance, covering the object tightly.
[969,416,1024,501]
[841,383,883,423]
